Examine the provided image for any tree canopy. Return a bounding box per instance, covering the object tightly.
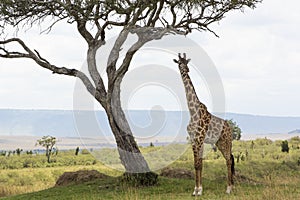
[1,0,261,37]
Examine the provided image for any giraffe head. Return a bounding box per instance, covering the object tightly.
[173,53,191,75]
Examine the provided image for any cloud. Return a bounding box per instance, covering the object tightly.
[0,0,299,116]
[191,0,300,116]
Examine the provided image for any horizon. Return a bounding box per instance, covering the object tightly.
[1,133,300,152]
[0,108,299,118]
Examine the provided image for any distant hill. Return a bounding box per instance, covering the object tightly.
[223,113,300,135]
[288,129,300,134]
[0,109,300,138]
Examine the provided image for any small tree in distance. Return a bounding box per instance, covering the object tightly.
[16,148,23,156]
[227,119,242,140]
[149,142,154,147]
[36,135,57,163]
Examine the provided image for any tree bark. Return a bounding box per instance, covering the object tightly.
[104,75,151,173]
[104,91,158,185]
[105,111,150,173]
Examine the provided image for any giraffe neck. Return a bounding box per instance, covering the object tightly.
[180,72,201,115]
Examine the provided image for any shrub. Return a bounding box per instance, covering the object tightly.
[290,136,300,143]
[81,149,90,155]
[149,142,154,147]
[281,140,289,153]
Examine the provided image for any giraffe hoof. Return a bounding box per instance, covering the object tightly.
[226,185,232,194]
[192,186,203,196]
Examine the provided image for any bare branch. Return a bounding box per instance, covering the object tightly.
[0,37,106,106]
[34,49,50,64]
[106,28,130,86]
[114,26,174,80]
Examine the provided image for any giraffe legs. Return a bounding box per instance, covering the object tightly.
[216,137,234,194]
[192,144,204,196]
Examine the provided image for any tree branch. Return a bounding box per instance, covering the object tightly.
[114,27,174,81]
[106,28,130,87]
[0,38,106,106]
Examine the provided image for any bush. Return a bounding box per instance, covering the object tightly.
[81,149,90,155]
[281,140,289,153]
[290,136,300,143]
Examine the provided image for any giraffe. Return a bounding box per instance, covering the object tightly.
[173,53,235,196]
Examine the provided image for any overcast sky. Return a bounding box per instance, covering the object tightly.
[0,0,299,117]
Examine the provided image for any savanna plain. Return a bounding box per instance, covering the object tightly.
[1,137,300,200]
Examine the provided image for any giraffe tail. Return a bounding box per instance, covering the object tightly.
[231,154,235,176]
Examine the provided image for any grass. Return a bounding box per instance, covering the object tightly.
[0,164,120,197]
[1,137,300,199]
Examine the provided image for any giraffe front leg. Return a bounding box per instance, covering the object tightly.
[192,144,203,196]
[192,163,203,196]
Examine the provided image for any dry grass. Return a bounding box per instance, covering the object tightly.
[1,138,300,199]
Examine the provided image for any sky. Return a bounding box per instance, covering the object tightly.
[0,0,299,117]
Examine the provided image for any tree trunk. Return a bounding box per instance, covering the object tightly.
[46,147,51,163]
[84,41,157,184]
[105,75,150,173]
[105,111,150,172]
[104,107,158,185]
[103,76,158,185]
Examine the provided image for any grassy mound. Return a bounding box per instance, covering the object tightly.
[55,170,110,187]
[160,168,194,179]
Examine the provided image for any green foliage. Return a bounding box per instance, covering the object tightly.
[227,119,242,140]
[26,150,33,155]
[281,140,289,153]
[15,148,22,156]
[0,151,6,156]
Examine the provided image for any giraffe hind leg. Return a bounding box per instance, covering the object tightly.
[216,138,234,194]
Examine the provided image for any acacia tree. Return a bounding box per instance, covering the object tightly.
[36,135,57,163]
[0,0,261,182]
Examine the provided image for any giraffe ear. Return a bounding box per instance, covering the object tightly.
[173,59,179,63]
[187,58,191,64]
